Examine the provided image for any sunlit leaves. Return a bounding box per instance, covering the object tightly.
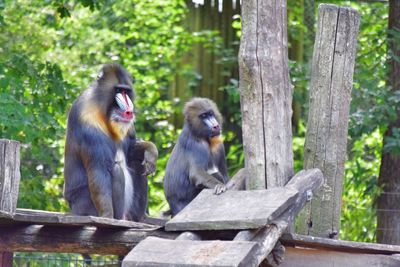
[341,130,383,242]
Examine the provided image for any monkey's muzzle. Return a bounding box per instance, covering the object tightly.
[115,92,135,123]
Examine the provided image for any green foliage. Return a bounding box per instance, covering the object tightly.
[341,129,382,242]
[349,3,389,138]
[0,54,72,211]
[0,0,202,215]
[292,121,306,173]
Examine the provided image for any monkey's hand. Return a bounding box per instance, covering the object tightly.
[213,184,227,195]
[142,142,158,176]
[127,140,158,176]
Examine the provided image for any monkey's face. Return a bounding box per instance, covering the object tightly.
[184,98,223,139]
[199,111,221,138]
[110,84,135,125]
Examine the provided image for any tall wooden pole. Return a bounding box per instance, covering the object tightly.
[296,4,360,238]
[239,0,294,190]
[0,139,21,267]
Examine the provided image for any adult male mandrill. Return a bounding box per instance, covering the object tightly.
[63,63,157,221]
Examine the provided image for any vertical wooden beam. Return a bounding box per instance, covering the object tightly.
[0,139,20,213]
[239,0,294,189]
[0,252,13,267]
[296,4,360,238]
[0,139,20,267]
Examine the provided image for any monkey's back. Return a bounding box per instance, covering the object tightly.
[63,91,116,216]
[164,140,201,216]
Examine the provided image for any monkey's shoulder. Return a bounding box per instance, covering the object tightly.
[179,139,211,159]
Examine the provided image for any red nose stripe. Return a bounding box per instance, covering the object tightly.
[122,91,131,109]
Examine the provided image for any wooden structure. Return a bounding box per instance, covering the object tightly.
[171,0,240,107]
[297,5,360,238]
[1,2,400,267]
[239,0,293,189]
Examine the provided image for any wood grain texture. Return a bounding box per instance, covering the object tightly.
[280,247,400,267]
[239,0,294,190]
[0,208,157,229]
[0,252,12,267]
[297,4,360,238]
[0,139,20,214]
[123,237,259,267]
[281,233,400,255]
[0,225,178,255]
[234,169,324,266]
[165,188,298,231]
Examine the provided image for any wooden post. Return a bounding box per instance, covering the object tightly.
[0,139,20,214]
[238,0,294,189]
[296,4,360,238]
[0,139,20,267]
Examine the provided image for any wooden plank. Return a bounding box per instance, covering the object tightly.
[281,233,400,255]
[0,210,13,220]
[0,139,20,214]
[165,188,298,231]
[297,4,360,238]
[234,169,324,266]
[0,251,12,267]
[0,208,157,229]
[280,247,400,267]
[122,237,259,267]
[0,225,178,255]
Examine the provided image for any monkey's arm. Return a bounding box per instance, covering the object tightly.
[79,129,115,218]
[128,140,158,176]
[215,144,229,183]
[189,164,227,195]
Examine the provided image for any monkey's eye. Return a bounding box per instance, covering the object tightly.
[115,84,132,94]
[199,113,208,120]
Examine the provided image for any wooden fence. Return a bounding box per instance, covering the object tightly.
[170,0,240,110]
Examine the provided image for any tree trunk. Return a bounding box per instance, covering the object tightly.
[288,1,305,134]
[377,0,400,245]
[238,0,294,190]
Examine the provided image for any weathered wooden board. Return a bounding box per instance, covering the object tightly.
[279,247,400,267]
[0,225,178,255]
[123,237,259,267]
[298,4,360,238]
[165,188,298,231]
[281,233,400,255]
[234,169,324,266]
[0,208,157,229]
[0,139,20,214]
[239,0,294,189]
[0,251,13,267]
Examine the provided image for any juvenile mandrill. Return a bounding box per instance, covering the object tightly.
[63,63,157,221]
[164,97,229,216]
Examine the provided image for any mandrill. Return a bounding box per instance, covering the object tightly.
[63,63,157,221]
[164,97,230,216]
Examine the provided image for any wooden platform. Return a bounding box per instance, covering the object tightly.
[123,237,259,267]
[166,188,298,231]
[0,209,157,229]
